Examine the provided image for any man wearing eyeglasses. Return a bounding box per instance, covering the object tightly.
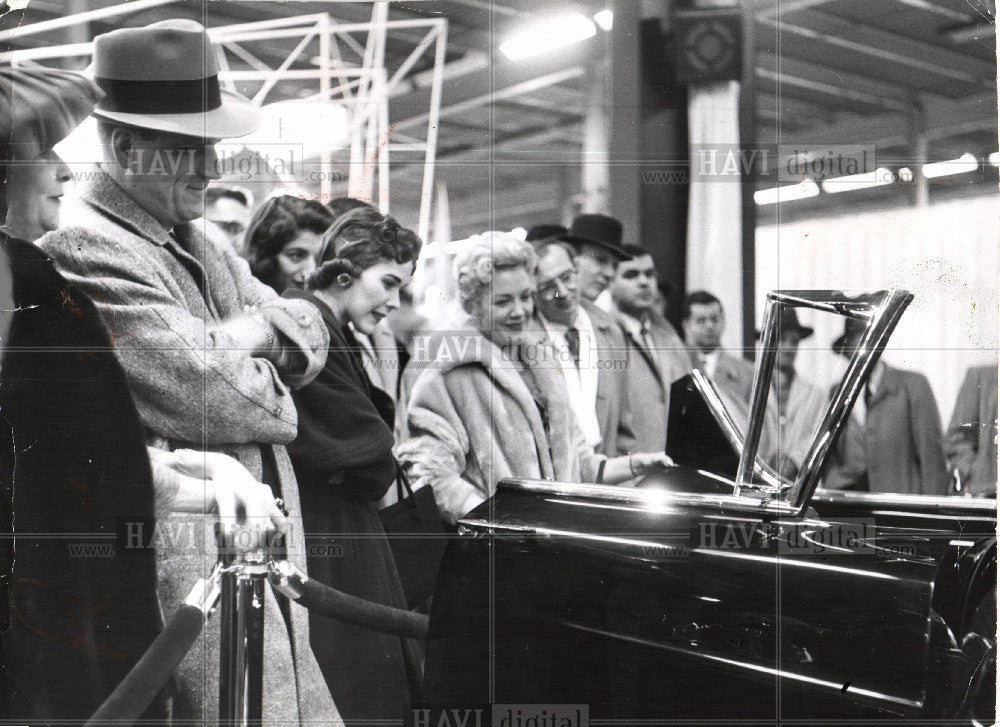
[609,245,692,455]
[535,239,629,456]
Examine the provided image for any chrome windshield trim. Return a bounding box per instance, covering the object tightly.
[738,289,914,516]
[497,478,798,514]
[690,369,785,492]
[813,489,999,513]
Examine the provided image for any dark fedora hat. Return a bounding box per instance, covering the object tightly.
[525,223,568,243]
[90,19,260,139]
[832,316,867,356]
[756,306,814,340]
[563,213,628,260]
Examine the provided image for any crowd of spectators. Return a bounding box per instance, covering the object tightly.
[0,16,994,726]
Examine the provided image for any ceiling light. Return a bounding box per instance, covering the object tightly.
[500,14,597,61]
[241,100,350,161]
[988,152,1000,167]
[821,168,894,194]
[594,10,614,31]
[922,153,978,179]
[897,167,913,182]
[754,180,820,205]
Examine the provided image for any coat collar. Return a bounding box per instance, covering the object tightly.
[80,167,176,248]
[581,300,616,334]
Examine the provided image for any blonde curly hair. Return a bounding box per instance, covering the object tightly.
[454,231,537,313]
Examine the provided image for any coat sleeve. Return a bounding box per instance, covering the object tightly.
[40,227,298,445]
[288,352,397,501]
[395,371,486,524]
[822,415,869,490]
[944,369,980,476]
[907,373,950,495]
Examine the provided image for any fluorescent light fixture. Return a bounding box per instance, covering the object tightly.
[594,9,614,31]
[897,167,913,182]
[500,13,597,61]
[988,152,1000,167]
[821,167,894,194]
[922,153,977,179]
[241,99,349,160]
[754,179,820,205]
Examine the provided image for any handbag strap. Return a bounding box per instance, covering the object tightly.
[394,459,414,501]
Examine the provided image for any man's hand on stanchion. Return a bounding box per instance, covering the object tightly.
[162,449,287,552]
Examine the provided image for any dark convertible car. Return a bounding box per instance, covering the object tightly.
[422,290,997,724]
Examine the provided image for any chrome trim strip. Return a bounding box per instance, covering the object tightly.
[813,489,998,513]
[690,369,785,491]
[560,621,924,711]
[497,478,798,514]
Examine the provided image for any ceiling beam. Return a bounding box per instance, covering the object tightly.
[392,66,587,132]
[774,90,997,149]
[759,9,995,85]
[756,52,913,112]
[750,0,834,17]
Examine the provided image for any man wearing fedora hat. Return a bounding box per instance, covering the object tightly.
[563,213,629,304]
[824,317,949,495]
[40,19,340,725]
[764,307,831,476]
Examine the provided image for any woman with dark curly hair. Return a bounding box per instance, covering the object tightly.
[284,206,423,720]
[242,194,333,292]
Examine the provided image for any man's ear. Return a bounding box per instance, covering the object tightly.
[461,296,478,317]
[108,126,137,172]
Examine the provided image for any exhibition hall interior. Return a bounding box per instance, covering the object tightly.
[0,0,996,725]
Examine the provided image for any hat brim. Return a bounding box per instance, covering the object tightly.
[92,89,261,139]
[563,235,629,261]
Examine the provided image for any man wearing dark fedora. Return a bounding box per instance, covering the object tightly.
[563,213,628,304]
[608,244,691,455]
[40,19,340,725]
[824,317,949,495]
[765,307,830,477]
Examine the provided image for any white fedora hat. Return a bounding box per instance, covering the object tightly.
[91,18,261,139]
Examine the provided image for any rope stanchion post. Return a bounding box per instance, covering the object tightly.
[217,524,268,727]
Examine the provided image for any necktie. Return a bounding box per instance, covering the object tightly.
[641,320,659,373]
[565,326,581,367]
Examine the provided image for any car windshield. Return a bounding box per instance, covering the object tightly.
[674,291,929,511]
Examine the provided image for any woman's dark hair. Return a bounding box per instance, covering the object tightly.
[242,195,333,291]
[325,196,372,219]
[307,207,422,291]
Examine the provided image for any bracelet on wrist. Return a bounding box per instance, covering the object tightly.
[596,459,607,484]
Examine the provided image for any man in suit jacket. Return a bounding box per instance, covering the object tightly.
[535,239,629,456]
[608,245,691,455]
[825,319,949,495]
[39,20,339,724]
[681,290,756,405]
[945,363,998,496]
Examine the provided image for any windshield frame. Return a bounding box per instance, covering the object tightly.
[737,289,914,515]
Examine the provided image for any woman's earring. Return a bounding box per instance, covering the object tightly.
[336,272,354,288]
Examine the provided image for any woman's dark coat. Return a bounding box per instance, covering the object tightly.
[285,288,413,720]
[0,234,164,722]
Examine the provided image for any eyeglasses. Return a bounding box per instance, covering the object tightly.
[538,269,576,300]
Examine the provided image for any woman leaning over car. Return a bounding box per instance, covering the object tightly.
[396,232,674,525]
[283,207,422,721]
